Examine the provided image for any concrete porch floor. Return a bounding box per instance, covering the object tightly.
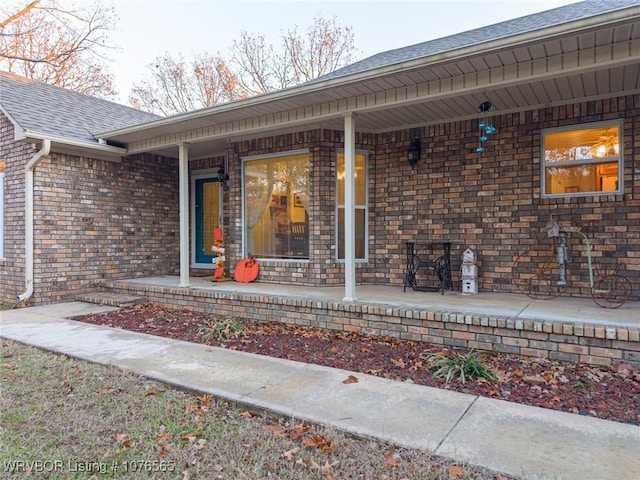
[117,276,639,328]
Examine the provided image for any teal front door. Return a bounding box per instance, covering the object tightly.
[195,178,222,265]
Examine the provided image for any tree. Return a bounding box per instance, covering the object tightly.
[231,14,357,96]
[129,14,358,115]
[0,0,118,98]
[129,52,246,116]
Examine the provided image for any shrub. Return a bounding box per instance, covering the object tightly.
[198,317,244,342]
[429,350,497,384]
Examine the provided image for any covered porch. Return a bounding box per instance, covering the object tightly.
[88,276,640,368]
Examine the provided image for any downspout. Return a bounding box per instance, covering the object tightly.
[17,139,51,302]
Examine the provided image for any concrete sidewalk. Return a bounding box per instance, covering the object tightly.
[2,302,639,480]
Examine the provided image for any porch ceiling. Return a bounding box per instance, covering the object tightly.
[104,12,640,160]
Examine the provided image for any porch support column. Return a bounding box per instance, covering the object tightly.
[343,113,357,302]
[178,143,190,287]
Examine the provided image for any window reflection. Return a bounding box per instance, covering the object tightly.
[244,153,309,259]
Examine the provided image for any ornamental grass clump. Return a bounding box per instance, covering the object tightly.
[198,317,244,343]
[430,350,497,384]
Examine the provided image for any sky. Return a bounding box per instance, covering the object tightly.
[108,0,579,103]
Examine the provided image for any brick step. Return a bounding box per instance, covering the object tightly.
[75,291,147,307]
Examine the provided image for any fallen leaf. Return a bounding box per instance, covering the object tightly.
[447,464,464,478]
[156,433,172,446]
[264,424,287,437]
[98,387,115,395]
[392,358,406,368]
[144,387,157,396]
[523,375,546,385]
[304,434,334,453]
[343,375,359,384]
[184,403,206,416]
[240,411,253,418]
[289,423,313,440]
[385,451,401,467]
[197,393,213,405]
[322,460,340,473]
[180,431,202,441]
[115,433,132,448]
[0,363,18,370]
[281,446,300,460]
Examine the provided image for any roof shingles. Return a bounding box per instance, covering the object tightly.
[312,0,637,83]
[0,71,160,144]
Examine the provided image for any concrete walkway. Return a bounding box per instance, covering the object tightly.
[2,302,639,480]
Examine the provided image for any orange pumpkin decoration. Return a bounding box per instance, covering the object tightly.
[234,256,259,283]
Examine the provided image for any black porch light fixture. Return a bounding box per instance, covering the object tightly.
[407,138,421,169]
[217,164,230,185]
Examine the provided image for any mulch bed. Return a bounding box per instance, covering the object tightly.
[71,303,640,426]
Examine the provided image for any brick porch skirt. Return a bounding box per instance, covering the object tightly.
[93,280,640,368]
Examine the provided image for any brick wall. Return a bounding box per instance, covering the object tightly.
[30,152,181,303]
[3,93,639,304]
[214,95,638,300]
[372,97,639,299]
[0,114,35,300]
[0,118,182,304]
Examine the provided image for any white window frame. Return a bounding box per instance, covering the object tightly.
[541,120,623,198]
[336,149,369,263]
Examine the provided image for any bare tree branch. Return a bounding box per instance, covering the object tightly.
[0,0,117,98]
[0,0,40,29]
[129,52,247,116]
[131,14,359,115]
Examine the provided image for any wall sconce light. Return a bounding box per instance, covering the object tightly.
[217,164,230,186]
[407,139,421,169]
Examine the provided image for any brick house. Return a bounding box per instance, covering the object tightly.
[1,0,639,307]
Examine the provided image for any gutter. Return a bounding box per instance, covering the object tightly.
[97,5,640,141]
[17,139,51,302]
[22,130,127,159]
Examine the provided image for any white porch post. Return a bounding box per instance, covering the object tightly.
[343,113,357,302]
[178,143,190,287]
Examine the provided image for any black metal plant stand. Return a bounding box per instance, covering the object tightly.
[403,242,454,294]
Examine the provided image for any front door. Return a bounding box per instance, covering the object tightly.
[195,178,222,265]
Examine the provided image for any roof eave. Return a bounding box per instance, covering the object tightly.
[313,5,640,89]
[98,4,640,142]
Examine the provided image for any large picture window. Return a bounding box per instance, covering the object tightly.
[243,151,309,260]
[336,151,368,261]
[542,121,622,197]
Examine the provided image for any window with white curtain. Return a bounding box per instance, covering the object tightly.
[243,151,309,260]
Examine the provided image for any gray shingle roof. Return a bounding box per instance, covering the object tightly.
[0,71,160,144]
[313,0,639,83]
